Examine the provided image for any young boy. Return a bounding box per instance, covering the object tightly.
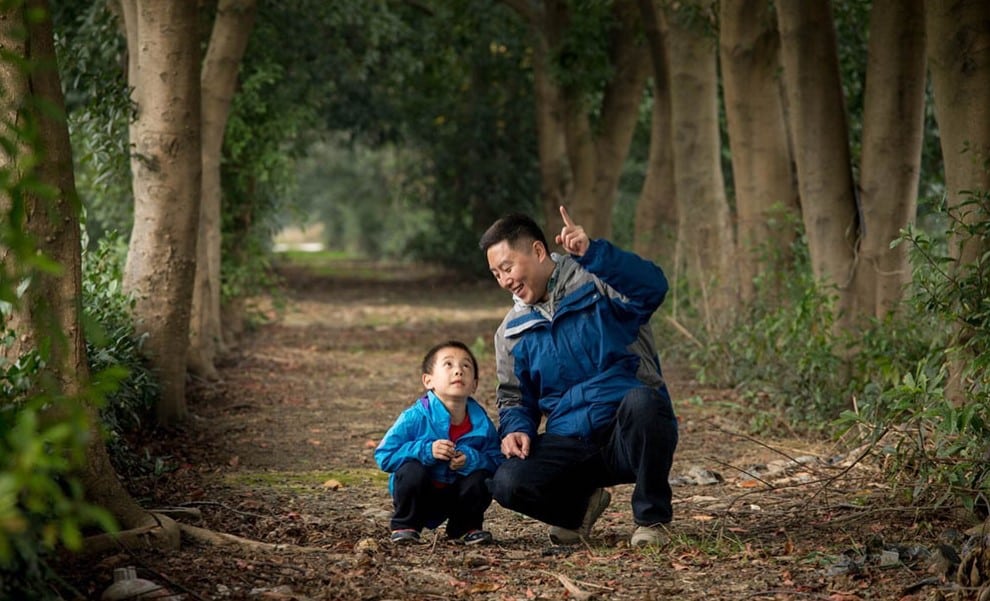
[375,340,503,545]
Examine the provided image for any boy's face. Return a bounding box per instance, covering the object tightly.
[486,238,552,305]
[422,346,478,402]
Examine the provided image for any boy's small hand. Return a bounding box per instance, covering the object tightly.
[432,439,457,461]
[449,450,466,471]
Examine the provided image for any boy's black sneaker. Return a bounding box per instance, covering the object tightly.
[455,529,493,545]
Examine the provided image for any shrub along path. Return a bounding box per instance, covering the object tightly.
[58,258,966,600]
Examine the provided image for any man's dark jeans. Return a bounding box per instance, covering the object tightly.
[488,387,678,529]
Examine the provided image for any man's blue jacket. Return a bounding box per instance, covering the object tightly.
[375,391,503,493]
[493,238,671,440]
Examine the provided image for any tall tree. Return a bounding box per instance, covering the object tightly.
[633,0,678,266]
[188,0,257,380]
[776,0,864,333]
[665,0,735,325]
[120,0,202,425]
[719,0,799,303]
[925,0,990,401]
[858,0,927,318]
[0,0,175,554]
[926,0,990,263]
[504,0,649,237]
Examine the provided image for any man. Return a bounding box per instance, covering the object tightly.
[479,206,678,547]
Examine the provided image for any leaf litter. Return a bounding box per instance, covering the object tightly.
[53,261,988,600]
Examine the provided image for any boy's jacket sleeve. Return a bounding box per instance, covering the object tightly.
[374,409,435,472]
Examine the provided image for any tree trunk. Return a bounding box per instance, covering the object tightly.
[925,0,990,403]
[926,1,990,262]
[720,0,800,304]
[121,0,203,426]
[590,0,651,238]
[633,0,678,265]
[665,0,735,328]
[530,6,572,231]
[188,0,257,380]
[0,0,168,540]
[776,0,864,332]
[858,0,926,318]
[506,0,648,240]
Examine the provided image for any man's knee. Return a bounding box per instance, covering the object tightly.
[488,460,525,507]
[620,388,676,423]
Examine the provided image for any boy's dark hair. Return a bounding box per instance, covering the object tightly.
[422,340,479,377]
[478,213,548,254]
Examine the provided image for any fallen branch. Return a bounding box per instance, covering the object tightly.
[549,572,597,601]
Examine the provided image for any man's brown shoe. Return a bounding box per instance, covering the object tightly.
[549,488,612,545]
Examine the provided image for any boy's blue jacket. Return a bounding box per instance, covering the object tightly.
[493,238,671,440]
[375,391,503,493]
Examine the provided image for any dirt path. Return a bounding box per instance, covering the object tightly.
[61,260,949,601]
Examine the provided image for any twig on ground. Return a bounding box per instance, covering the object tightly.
[744,589,831,599]
[113,542,208,601]
[539,570,614,591]
[179,500,272,520]
[664,315,704,348]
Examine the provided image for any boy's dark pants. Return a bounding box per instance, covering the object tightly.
[488,387,678,529]
[390,461,493,538]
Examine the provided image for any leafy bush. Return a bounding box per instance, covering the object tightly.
[80,232,159,454]
[0,231,161,599]
[684,239,851,431]
[839,192,990,513]
[689,189,990,512]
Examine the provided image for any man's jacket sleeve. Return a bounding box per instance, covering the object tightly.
[493,328,540,438]
[576,238,668,320]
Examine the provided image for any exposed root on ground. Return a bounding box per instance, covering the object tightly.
[77,512,181,559]
[177,522,331,554]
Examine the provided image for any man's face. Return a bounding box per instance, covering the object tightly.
[486,239,551,305]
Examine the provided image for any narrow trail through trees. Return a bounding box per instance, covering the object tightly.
[60,260,957,600]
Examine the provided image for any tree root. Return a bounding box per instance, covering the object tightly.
[74,508,340,563]
[177,522,329,554]
[76,512,182,559]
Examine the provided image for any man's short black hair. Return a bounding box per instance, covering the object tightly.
[478,213,549,253]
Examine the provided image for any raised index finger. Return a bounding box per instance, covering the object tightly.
[559,205,575,228]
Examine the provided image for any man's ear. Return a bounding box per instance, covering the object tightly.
[532,239,548,261]
[422,373,432,390]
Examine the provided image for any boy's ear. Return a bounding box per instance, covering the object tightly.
[422,373,432,390]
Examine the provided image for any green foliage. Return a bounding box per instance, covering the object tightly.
[53,2,134,244]
[282,0,539,274]
[2,7,124,596]
[685,238,851,431]
[80,232,158,452]
[0,391,117,601]
[552,0,615,93]
[692,188,989,511]
[838,192,990,512]
[389,0,539,273]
